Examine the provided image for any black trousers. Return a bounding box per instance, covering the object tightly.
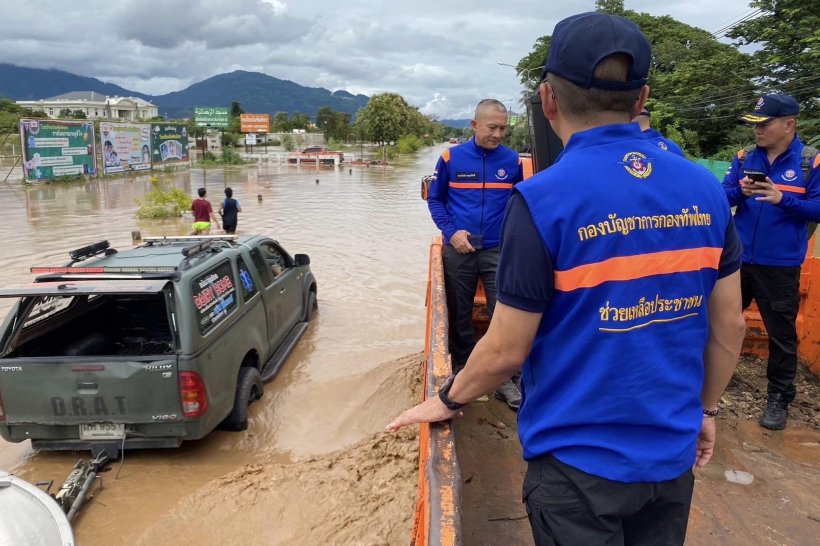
[741,263,800,403]
[523,455,694,546]
[442,245,498,371]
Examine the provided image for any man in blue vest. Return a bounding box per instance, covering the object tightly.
[721,94,820,430]
[427,99,524,410]
[389,12,746,545]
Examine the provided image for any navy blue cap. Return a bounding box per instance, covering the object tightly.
[740,94,800,123]
[543,12,651,90]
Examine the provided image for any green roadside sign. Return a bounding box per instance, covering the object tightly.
[194,106,229,128]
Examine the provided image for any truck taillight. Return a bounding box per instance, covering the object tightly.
[179,372,208,418]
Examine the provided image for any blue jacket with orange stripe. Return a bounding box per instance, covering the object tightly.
[722,135,820,266]
[514,123,734,482]
[427,138,523,248]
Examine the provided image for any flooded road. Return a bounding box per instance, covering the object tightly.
[0,145,441,543]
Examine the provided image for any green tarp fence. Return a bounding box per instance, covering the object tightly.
[694,158,731,181]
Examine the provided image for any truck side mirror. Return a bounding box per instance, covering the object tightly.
[294,254,310,266]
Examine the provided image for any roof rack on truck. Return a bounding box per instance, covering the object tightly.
[142,235,238,245]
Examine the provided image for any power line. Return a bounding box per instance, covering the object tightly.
[671,80,820,113]
[707,9,759,34]
[680,77,820,106]
[655,74,820,111]
[712,9,763,38]
[672,85,820,119]
[711,10,762,37]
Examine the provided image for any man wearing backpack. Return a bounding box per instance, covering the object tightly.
[722,93,820,430]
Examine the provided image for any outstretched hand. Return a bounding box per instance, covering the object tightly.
[386,397,460,433]
[695,416,716,468]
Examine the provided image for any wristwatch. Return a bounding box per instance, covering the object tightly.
[438,374,468,411]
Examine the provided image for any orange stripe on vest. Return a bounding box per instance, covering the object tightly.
[554,247,723,292]
[448,182,513,189]
[775,184,806,194]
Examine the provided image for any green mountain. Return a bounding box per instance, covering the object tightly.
[153,70,369,119]
[0,64,369,119]
[0,63,152,102]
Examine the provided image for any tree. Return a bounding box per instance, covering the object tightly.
[335,112,353,142]
[727,0,820,114]
[515,36,551,93]
[270,112,289,132]
[291,112,311,130]
[0,98,47,133]
[515,8,760,157]
[595,0,626,15]
[504,121,530,152]
[316,108,355,142]
[57,108,73,119]
[356,93,413,145]
[71,109,87,119]
[316,106,335,139]
[230,101,244,118]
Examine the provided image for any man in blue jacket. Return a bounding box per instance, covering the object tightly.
[390,13,745,544]
[722,94,820,430]
[427,99,524,410]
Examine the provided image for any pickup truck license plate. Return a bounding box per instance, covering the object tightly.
[79,423,125,440]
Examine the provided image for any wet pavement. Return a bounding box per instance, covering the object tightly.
[455,396,820,546]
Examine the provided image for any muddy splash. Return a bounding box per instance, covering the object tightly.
[133,353,423,546]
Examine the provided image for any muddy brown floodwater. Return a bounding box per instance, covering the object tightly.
[0,146,441,544]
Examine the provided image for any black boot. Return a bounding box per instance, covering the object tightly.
[759,394,789,430]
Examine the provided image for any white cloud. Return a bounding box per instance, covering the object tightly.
[0,0,756,118]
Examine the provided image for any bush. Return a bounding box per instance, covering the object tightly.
[270,139,281,146]
[221,149,245,165]
[396,134,423,154]
[135,176,192,219]
[282,134,294,151]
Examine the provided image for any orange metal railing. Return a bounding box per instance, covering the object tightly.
[412,236,462,546]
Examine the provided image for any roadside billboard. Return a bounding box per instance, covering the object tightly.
[99,122,151,174]
[19,119,96,181]
[150,124,189,167]
[240,113,270,133]
[194,107,229,128]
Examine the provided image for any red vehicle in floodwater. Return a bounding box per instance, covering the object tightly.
[287,145,344,165]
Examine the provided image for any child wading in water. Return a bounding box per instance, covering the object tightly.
[219,187,242,234]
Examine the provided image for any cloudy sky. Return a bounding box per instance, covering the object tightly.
[1,0,755,119]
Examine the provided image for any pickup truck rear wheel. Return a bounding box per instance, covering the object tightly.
[305,291,317,321]
[219,367,264,432]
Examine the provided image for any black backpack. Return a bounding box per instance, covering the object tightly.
[737,143,820,237]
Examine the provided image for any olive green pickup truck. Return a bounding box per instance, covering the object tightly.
[0,235,317,458]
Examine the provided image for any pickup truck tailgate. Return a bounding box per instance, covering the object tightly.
[0,356,180,425]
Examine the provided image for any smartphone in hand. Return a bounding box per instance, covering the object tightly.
[744,170,767,183]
